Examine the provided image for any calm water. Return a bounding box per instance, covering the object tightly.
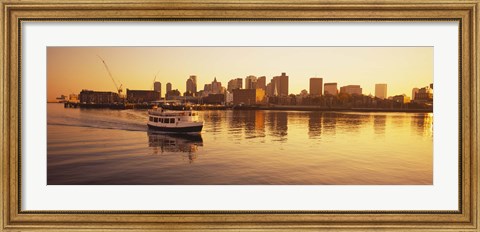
[47,103,433,185]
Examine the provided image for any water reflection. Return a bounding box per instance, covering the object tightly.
[410,113,433,137]
[267,111,288,141]
[48,102,434,184]
[308,112,323,138]
[322,113,337,135]
[336,113,369,133]
[148,132,204,162]
[373,114,387,135]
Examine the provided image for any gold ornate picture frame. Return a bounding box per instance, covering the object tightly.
[1,0,478,231]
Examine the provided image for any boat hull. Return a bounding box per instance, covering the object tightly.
[148,124,203,133]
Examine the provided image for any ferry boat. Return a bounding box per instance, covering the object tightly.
[147,107,203,133]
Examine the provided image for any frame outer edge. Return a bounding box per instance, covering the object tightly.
[1,0,479,231]
[1,1,8,230]
[474,1,479,230]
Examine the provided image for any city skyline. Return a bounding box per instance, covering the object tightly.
[47,47,433,101]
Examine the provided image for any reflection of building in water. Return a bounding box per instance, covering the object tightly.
[373,114,387,135]
[203,111,222,133]
[267,111,288,140]
[322,113,337,135]
[255,110,265,132]
[148,132,203,162]
[410,113,433,137]
[337,113,368,133]
[308,112,323,138]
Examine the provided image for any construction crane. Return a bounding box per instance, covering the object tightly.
[97,55,124,97]
[152,70,160,90]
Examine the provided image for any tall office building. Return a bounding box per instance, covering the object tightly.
[309,77,323,96]
[153,81,161,98]
[324,83,338,96]
[412,87,419,100]
[257,76,266,90]
[166,82,172,97]
[270,72,289,96]
[227,78,243,92]
[190,75,197,92]
[211,77,223,94]
[245,75,257,89]
[375,84,387,99]
[186,78,195,94]
[186,75,197,94]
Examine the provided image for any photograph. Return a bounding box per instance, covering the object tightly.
[47,46,434,185]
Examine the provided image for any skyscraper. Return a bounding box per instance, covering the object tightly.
[375,84,387,99]
[270,72,289,96]
[227,78,243,92]
[190,75,197,92]
[186,78,195,95]
[166,82,172,97]
[154,81,161,98]
[186,75,197,94]
[324,83,338,96]
[245,75,257,89]
[211,77,223,94]
[412,87,419,100]
[309,77,323,96]
[257,76,266,90]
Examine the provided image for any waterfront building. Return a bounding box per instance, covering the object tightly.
[225,91,233,104]
[166,89,181,100]
[324,83,338,96]
[309,77,323,96]
[227,78,243,92]
[340,85,362,95]
[202,93,225,105]
[68,93,79,103]
[392,94,411,104]
[257,76,266,91]
[414,86,433,102]
[233,89,266,105]
[79,90,120,104]
[375,83,387,99]
[126,89,161,103]
[245,75,257,89]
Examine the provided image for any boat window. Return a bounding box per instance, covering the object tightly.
[171,118,175,123]
[149,116,153,122]
[153,117,158,123]
[159,118,163,123]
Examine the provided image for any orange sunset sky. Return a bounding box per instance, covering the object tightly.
[47,47,433,101]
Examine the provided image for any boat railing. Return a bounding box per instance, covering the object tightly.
[148,109,192,116]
